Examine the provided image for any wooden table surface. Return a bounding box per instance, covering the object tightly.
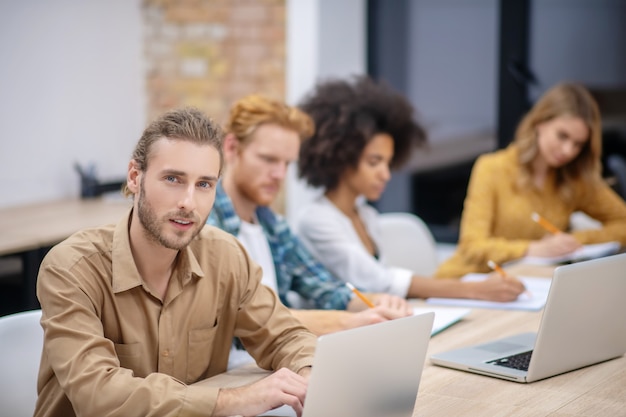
[0,197,131,256]
[0,197,131,310]
[198,266,626,417]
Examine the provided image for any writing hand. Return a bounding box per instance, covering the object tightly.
[470,273,526,302]
[343,305,409,328]
[527,232,582,257]
[369,293,413,315]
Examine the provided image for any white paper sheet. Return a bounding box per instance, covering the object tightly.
[426,274,552,311]
[520,241,621,266]
[413,306,471,335]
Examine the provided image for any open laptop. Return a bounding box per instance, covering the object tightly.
[260,312,434,417]
[430,253,626,383]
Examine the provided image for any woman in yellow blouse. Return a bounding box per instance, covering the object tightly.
[436,83,626,278]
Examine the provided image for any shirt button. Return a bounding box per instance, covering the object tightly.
[162,350,170,357]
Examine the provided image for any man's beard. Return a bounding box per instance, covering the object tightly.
[235,175,279,208]
[136,180,202,250]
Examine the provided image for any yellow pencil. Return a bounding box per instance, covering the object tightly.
[346,282,375,308]
[531,212,561,234]
[488,260,532,298]
[487,260,509,278]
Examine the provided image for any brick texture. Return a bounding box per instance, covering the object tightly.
[143,0,288,213]
[143,0,286,125]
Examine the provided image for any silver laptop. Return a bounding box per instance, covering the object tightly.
[260,312,434,417]
[430,253,626,383]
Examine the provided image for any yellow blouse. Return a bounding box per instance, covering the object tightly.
[435,145,626,278]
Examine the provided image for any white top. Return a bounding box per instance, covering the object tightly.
[230,218,278,370]
[236,219,278,293]
[294,196,413,297]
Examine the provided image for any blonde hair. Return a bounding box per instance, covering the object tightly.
[226,94,314,145]
[122,107,224,197]
[514,83,602,201]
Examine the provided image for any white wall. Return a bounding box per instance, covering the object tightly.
[0,0,363,218]
[285,0,367,222]
[0,0,144,209]
[3,0,623,214]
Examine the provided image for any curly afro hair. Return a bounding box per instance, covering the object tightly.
[298,75,426,191]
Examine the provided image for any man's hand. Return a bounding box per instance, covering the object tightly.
[297,366,312,379]
[213,368,308,417]
[368,293,412,313]
[348,292,413,314]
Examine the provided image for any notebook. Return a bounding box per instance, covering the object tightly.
[412,306,470,335]
[259,312,435,417]
[520,241,621,265]
[426,274,552,311]
[430,253,626,383]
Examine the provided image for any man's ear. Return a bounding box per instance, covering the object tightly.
[223,133,240,163]
[126,159,141,194]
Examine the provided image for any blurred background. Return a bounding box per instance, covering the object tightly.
[1,0,625,314]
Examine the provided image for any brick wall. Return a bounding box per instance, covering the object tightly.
[143,0,286,126]
[143,0,288,212]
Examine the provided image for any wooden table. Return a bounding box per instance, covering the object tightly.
[0,197,131,310]
[197,267,626,416]
[415,306,625,416]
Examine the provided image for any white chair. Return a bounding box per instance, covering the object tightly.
[378,212,439,276]
[0,309,43,417]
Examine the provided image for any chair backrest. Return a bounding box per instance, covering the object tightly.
[378,212,439,276]
[0,310,43,417]
[607,154,626,200]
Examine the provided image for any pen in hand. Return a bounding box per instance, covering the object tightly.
[487,260,531,298]
[487,260,509,278]
[346,282,376,308]
[531,212,561,234]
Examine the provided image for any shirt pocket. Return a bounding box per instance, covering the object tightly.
[114,342,141,370]
[187,325,218,382]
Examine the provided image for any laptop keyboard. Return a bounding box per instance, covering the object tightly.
[487,350,533,371]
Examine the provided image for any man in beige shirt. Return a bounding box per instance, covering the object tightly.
[35,107,316,417]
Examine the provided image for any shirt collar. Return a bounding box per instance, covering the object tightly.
[111,208,205,294]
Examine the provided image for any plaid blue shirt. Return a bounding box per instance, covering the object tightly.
[207,182,352,310]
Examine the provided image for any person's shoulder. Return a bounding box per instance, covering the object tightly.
[197,223,243,249]
[294,197,338,230]
[195,224,253,259]
[191,224,260,276]
[474,146,518,172]
[42,224,116,272]
[296,198,329,218]
[50,223,114,256]
[317,196,343,215]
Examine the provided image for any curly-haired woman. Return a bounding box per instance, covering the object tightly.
[294,75,525,301]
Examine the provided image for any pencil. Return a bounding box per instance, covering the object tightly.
[346,282,376,308]
[487,260,509,278]
[531,212,561,234]
[488,260,532,298]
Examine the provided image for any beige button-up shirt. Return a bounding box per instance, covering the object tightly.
[35,209,316,417]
